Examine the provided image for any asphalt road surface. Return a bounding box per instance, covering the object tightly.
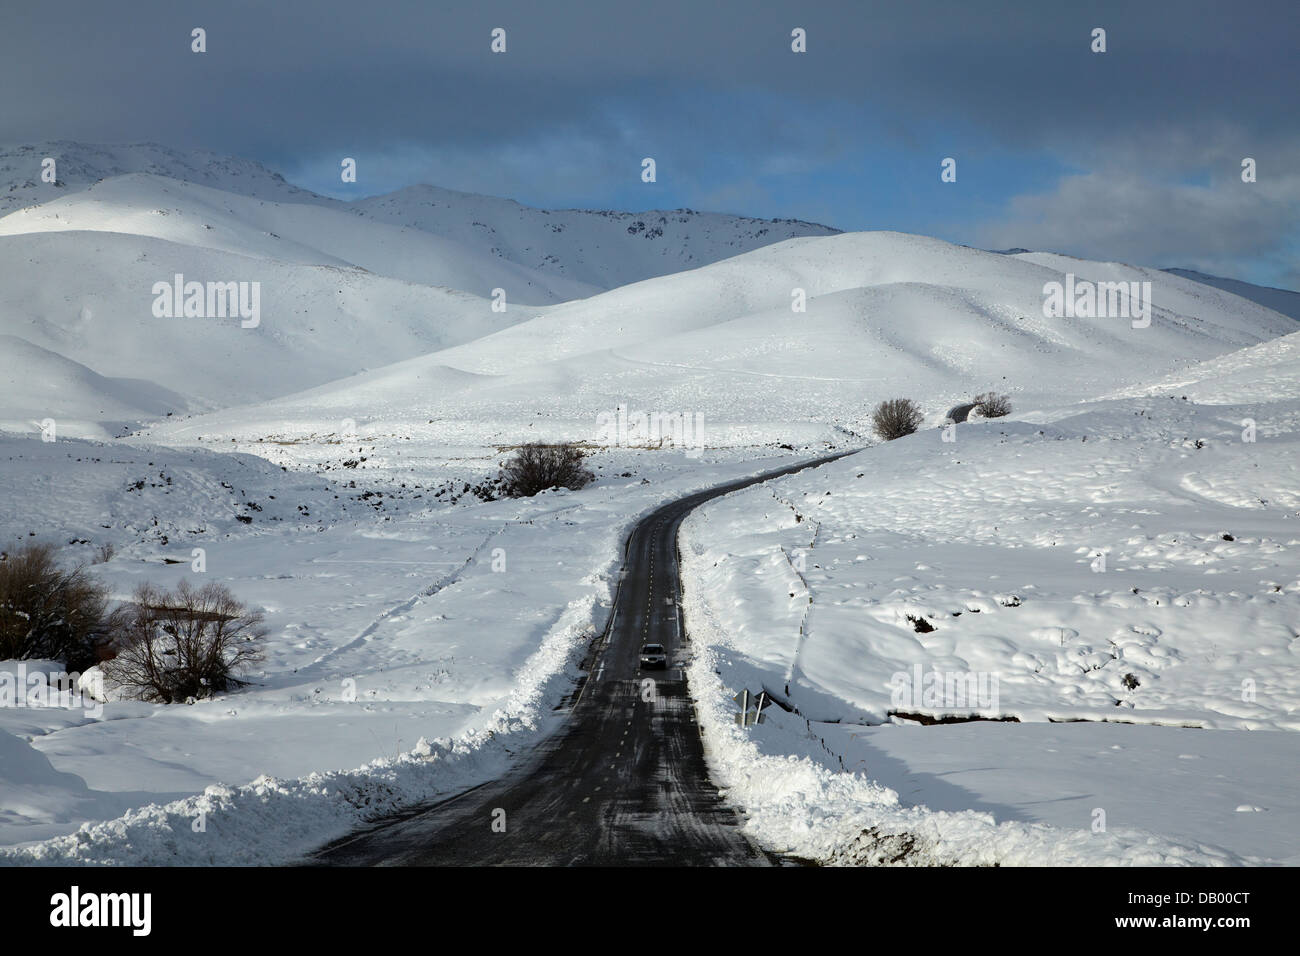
[309,450,857,866]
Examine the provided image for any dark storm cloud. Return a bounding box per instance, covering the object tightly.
[1,0,1297,283]
[5,1,1293,148]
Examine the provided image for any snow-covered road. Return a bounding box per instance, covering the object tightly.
[310,452,854,865]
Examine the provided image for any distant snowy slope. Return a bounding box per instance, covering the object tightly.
[990,244,1300,324]
[148,231,1297,449]
[355,184,841,292]
[1012,251,1294,339]
[2,142,839,295]
[1163,268,1300,323]
[0,174,598,303]
[0,141,317,216]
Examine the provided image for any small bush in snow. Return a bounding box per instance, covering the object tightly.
[103,580,266,703]
[871,398,924,441]
[973,391,1012,418]
[906,614,936,633]
[0,542,112,671]
[500,442,595,498]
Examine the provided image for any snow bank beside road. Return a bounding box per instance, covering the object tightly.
[1,583,600,865]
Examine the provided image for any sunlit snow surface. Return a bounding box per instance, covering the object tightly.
[680,335,1300,865]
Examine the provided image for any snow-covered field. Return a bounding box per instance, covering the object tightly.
[679,333,1300,864]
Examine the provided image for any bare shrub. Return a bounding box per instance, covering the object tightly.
[500,442,595,498]
[973,391,1012,418]
[871,398,924,441]
[103,580,266,703]
[94,542,115,564]
[0,542,111,671]
[905,614,936,634]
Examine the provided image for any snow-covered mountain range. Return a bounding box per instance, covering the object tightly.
[1,142,1294,444]
[0,142,845,437]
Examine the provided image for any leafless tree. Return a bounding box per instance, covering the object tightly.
[500,442,595,497]
[871,398,925,441]
[104,580,266,703]
[0,542,111,671]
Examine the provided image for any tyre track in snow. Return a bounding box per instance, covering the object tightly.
[294,527,505,681]
[308,450,858,866]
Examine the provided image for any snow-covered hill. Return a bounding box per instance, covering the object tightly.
[149,231,1297,450]
[4,328,1296,863]
[0,231,511,437]
[0,335,184,437]
[0,143,846,436]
